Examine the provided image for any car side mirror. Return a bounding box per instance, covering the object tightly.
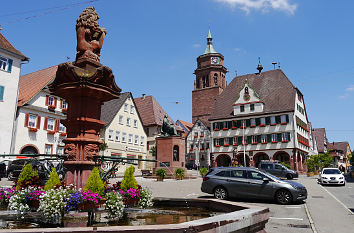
[263,177,270,183]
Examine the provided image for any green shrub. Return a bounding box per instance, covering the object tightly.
[155,168,166,179]
[44,168,62,191]
[307,158,315,172]
[16,163,39,190]
[84,167,105,195]
[175,168,185,179]
[199,167,209,177]
[280,162,291,169]
[120,166,138,191]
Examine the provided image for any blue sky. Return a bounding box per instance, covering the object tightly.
[1,0,354,148]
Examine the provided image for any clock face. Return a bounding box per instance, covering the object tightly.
[210,57,219,65]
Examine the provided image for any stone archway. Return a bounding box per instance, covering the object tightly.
[236,153,250,167]
[216,154,231,167]
[273,151,290,164]
[254,153,270,168]
[19,145,39,154]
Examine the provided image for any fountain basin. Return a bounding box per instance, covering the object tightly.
[0,198,269,233]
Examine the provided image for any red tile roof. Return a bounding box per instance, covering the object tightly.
[18,65,58,106]
[210,69,296,121]
[0,32,28,60]
[312,128,327,153]
[333,142,350,155]
[134,95,174,127]
[177,120,193,131]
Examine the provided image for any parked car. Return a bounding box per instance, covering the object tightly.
[0,162,7,179]
[258,161,298,180]
[319,168,345,186]
[201,167,307,204]
[7,159,47,181]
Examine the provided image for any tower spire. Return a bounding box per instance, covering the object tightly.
[204,26,217,54]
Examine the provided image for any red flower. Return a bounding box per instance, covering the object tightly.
[259,124,265,127]
[222,128,228,131]
[29,128,38,132]
[215,145,220,147]
[224,144,230,147]
[47,130,55,135]
[214,128,219,131]
[231,127,237,130]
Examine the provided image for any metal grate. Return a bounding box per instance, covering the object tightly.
[311,196,324,198]
[288,224,311,228]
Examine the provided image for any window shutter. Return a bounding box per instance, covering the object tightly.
[0,86,4,101]
[36,116,41,129]
[55,119,60,132]
[24,113,29,127]
[60,99,63,109]
[255,118,260,126]
[247,136,252,144]
[257,135,261,143]
[287,132,291,141]
[220,138,224,146]
[7,59,13,72]
[265,117,270,125]
[43,117,48,130]
[286,115,289,123]
[238,136,242,145]
[213,138,217,146]
[45,95,49,106]
[246,119,251,127]
[277,133,282,142]
[229,137,233,144]
[232,120,237,128]
[228,121,232,129]
[267,134,272,142]
[54,98,57,107]
[275,116,281,124]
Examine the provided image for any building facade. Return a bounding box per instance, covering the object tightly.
[100,92,147,173]
[0,33,28,154]
[13,66,67,157]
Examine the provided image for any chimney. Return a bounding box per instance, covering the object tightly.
[142,94,146,100]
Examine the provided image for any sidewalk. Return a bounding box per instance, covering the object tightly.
[298,175,354,233]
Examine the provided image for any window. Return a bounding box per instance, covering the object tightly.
[28,114,37,128]
[126,118,131,126]
[0,86,4,101]
[108,130,114,141]
[47,118,55,131]
[194,132,198,138]
[271,133,277,142]
[252,135,257,144]
[134,135,139,145]
[122,133,127,143]
[233,137,238,145]
[134,119,138,128]
[275,164,283,170]
[124,103,128,112]
[215,138,220,146]
[270,116,276,125]
[260,117,266,126]
[250,104,255,111]
[45,144,53,154]
[214,73,218,86]
[173,145,179,161]
[250,118,256,127]
[57,146,64,155]
[282,132,288,142]
[215,170,230,177]
[119,115,123,124]
[48,96,55,106]
[247,171,265,180]
[230,170,246,178]
[61,100,67,109]
[59,123,66,132]
[240,105,245,112]
[0,56,13,72]
[115,131,120,142]
[261,135,267,143]
[281,115,287,124]
[130,105,135,114]
[128,134,133,144]
[140,136,145,146]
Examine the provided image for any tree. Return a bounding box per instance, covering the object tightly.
[44,168,61,191]
[311,152,333,171]
[120,165,138,191]
[149,146,157,157]
[84,167,105,195]
[16,163,40,190]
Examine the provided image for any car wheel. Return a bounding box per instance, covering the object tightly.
[286,174,293,180]
[7,172,14,181]
[275,189,292,204]
[214,187,228,200]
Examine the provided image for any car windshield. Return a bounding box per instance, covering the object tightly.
[322,169,341,174]
[260,171,282,181]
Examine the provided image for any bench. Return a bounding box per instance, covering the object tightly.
[141,170,152,176]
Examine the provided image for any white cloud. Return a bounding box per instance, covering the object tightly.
[213,0,297,14]
[234,48,241,52]
[193,43,201,48]
[346,85,354,92]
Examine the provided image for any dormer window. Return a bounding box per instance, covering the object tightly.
[240,105,245,112]
[250,104,255,111]
[0,56,13,72]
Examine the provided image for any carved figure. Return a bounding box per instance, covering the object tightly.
[161,114,178,136]
[64,144,77,161]
[76,7,106,62]
[84,144,99,161]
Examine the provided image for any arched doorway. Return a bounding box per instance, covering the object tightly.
[273,151,290,165]
[254,153,269,168]
[20,145,38,154]
[216,154,231,167]
[236,153,250,167]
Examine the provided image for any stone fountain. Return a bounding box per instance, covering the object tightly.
[49,7,121,189]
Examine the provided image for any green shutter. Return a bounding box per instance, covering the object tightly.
[236,120,241,128]
[247,136,252,144]
[228,121,232,129]
[277,133,282,142]
[255,118,260,126]
[246,119,251,127]
[213,138,216,146]
[266,117,270,125]
[267,134,272,142]
[276,116,281,124]
[7,59,13,72]
[238,136,242,144]
[232,120,236,128]
[0,86,4,101]
[286,115,289,123]
[229,137,233,144]
[220,138,224,146]
[257,135,261,143]
[287,132,291,141]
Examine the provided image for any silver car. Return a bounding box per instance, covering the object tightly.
[201,167,307,204]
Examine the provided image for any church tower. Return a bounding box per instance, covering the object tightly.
[192,28,227,125]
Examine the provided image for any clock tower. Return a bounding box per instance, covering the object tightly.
[192,28,227,125]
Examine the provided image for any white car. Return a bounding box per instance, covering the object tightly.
[319,168,345,186]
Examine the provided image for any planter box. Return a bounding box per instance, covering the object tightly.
[29,127,38,132]
[78,199,105,211]
[307,172,314,177]
[157,177,164,181]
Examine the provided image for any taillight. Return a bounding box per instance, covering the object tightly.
[203,177,209,182]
